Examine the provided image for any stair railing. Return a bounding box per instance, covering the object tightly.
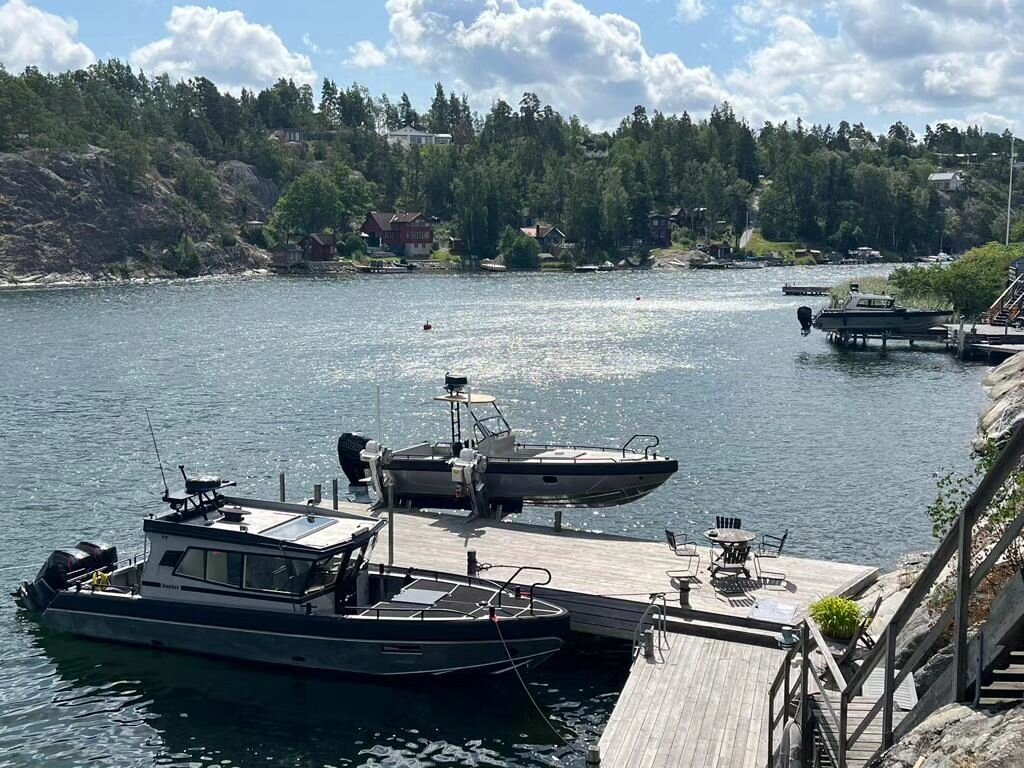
[987,274,1024,324]
[767,422,1024,768]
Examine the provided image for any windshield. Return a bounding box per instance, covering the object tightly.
[468,402,511,441]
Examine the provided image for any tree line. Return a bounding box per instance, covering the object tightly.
[0,60,1019,262]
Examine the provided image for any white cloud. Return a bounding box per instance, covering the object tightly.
[345,40,388,69]
[675,0,708,23]
[302,33,321,55]
[0,0,95,72]
[129,5,315,91]
[380,0,726,126]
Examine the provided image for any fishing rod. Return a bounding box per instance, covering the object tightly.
[145,408,169,497]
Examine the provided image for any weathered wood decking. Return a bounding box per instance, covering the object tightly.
[599,634,783,768]
[327,504,880,767]
[365,508,878,634]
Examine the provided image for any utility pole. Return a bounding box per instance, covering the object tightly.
[1008,135,1016,247]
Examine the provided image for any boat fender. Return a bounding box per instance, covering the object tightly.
[797,306,813,336]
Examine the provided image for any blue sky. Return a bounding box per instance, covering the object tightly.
[1,0,1021,134]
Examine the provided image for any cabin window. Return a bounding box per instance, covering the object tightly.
[305,552,349,592]
[159,550,184,567]
[206,550,243,587]
[244,555,312,594]
[175,548,205,579]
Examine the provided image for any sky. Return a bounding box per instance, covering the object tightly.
[0,0,1021,135]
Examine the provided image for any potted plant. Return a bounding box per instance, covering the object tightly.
[808,596,862,641]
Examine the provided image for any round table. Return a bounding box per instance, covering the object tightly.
[705,528,756,545]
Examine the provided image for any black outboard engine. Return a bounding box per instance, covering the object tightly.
[14,541,118,612]
[338,432,371,485]
[797,306,814,336]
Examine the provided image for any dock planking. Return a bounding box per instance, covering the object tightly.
[598,634,783,768]
[359,508,879,635]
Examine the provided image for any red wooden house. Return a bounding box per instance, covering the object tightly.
[360,212,434,259]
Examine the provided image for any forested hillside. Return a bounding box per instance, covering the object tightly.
[0,60,1020,274]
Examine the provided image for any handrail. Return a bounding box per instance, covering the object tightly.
[631,592,668,660]
[988,273,1024,322]
[476,563,552,613]
[622,434,660,459]
[770,422,1024,768]
[807,618,847,689]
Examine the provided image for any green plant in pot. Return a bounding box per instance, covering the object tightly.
[808,596,862,641]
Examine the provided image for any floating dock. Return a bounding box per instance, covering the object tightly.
[782,285,832,296]
[323,502,879,767]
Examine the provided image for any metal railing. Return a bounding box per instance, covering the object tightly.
[987,274,1024,324]
[631,592,669,660]
[767,422,1024,768]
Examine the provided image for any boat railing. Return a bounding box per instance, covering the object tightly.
[361,605,478,620]
[476,564,553,614]
[66,552,144,587]
[388,440,664,463]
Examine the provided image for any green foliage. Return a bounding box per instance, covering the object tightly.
[339,232,367,259]
[808,596,862,640]
[270,170,344,239]
[501,227,541,269]
[164,234,201,277]
[173,158,221,213]
[890,242,1024,316]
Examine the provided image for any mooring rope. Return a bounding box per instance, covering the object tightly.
[492,617,583,756]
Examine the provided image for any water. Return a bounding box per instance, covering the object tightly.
[0,267,988,766]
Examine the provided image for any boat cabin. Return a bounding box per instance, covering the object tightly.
[144,479,385,614]
[839,284,897,310]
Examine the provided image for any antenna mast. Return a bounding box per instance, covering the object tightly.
[145,408,169,496]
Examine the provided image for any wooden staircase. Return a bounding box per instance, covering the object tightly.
[988,274,1024,326]
[767,424,1024,768]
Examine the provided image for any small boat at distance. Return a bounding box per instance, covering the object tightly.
[479,259,507,272]
[799,283,952,335]
[12,470,569,677]
[339,375,678,516]
[355,259,414,274]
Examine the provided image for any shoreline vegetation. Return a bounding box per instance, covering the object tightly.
[2,62,1022,282]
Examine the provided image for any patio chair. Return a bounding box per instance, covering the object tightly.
[665,529,701,580]
[710,542,751,580]
[836,595,883,669]
[753,529,789,584]
[715,516,742,530]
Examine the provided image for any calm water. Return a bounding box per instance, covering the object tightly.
[0,267,987,766]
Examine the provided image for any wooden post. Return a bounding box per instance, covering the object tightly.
[313,483,322,505]
[958,318,966,359]
[467,550,477,576]
[838,691,848,768]
[586,745,601,767]
[279,472,286,502]
[883,628,896,747]
[332,478,339,510]
[799,623,812,761]
[554,509,563,532]
[953,504,972,701]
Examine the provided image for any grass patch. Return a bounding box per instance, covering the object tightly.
[745,230,802,259]
[430,248,460,263]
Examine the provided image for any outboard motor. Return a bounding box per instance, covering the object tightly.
[14,541,118,612]
[797,306,814,336]
[338,432,371,485]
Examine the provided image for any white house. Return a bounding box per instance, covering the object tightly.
[385,127,453,149]
[928,171,964,192]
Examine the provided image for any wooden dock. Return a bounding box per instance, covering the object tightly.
[322,503,879,767]
[599,634,783,768]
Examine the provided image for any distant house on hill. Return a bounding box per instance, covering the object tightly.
[447,236,467,255]
[301,232,338,261]
[360,211,434,258]
[270,128,305,144]
[668,207,687,225]
[928,171,964,192]
[272,243,303,270]
[385,126,453,149]
[647,212,671,247]
[519,224,566,251]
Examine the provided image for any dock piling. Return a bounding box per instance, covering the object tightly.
[467,550,478,576]
[679,580,691,609]
[586,745,601,766]
[313,484,322,505]
[554,509,563,532]
[332,478,339,510]
[279,472,285,502]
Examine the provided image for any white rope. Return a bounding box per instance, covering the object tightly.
[492,617,582,756]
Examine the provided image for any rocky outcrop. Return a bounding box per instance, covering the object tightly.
[978,352,1024,446]
[0,147,272,284]
[871,703,1024,767]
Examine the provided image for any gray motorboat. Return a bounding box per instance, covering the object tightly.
[12,470,569,677]
[338,375,678,516]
